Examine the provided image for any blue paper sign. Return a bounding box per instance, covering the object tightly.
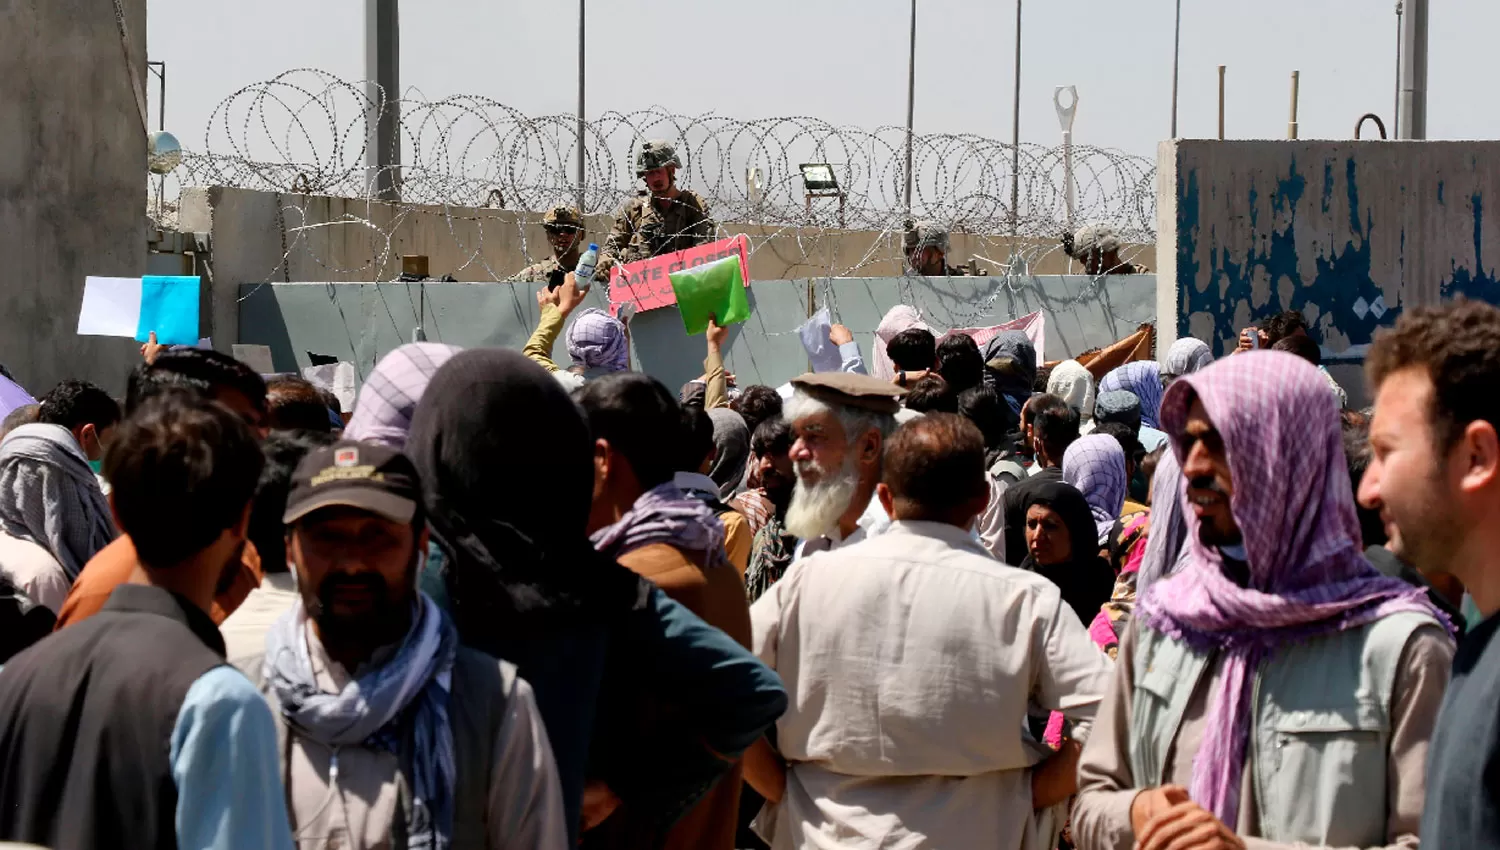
[135,276,200,346]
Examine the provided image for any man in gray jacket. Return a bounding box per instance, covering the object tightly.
[1072,351,1452,850]
[238,440,567,849]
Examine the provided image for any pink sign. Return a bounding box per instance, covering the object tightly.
[608,235,751,313]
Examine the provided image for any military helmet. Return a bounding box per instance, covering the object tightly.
[635,139,682,176]
[903,221,950,255]
[542,205,583,231]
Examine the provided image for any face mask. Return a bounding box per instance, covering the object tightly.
[88,459,102,475]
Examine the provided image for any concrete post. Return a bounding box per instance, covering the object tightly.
[365,0,400,200]
[1397,0,1426,139]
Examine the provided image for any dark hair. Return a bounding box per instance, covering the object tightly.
[37,381,120,433]
[126,349,268,417]
[903,375,958,415]
[887,328,937,373]
[678,403,716,472]
[0,404,39,438]
[1024,393,1070,431]
[1034,404,1082,463]
[1033,365,1054,394]
[935,334,984,393]
[1366,299,1500,451]
[751,415,792,457]
[103,394,264,569]
[251,429,337,574]
[264,376,334,433]
[314,387,342,417]
[958,386,1009,448]
[732,385,783,438]
[1262,310,1308,345]
[577,373,682,489]
[679,381,708,409]
[1093,421,1144,468]
[1343,421,1387,548]
[1272,333,1322,366]
[882,413,987,521]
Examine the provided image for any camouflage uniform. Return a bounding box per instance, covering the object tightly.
[510,205,585,284]
[903,221,982,276]
[602,140,716,264]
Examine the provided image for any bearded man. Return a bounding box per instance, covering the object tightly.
[780,372,906,557]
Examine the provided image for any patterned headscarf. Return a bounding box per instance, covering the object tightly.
[1135,448,1187,598]
[1136,351,1442,829]
[0,424,115,579]
[345,343,463,449]
[1163,337,1214,378]
[1099,361,1164,429]
[1062,434,1128,544]
[566,309,629,373]
[1047,359,1096,421]
[591,481,727,568]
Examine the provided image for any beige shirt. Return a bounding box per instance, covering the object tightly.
[0,531,69,614]
[280,624,569,850]
[221,572,299,667]
[751,520,1113,849]
[1072,619,1454,850]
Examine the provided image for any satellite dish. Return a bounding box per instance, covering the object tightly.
[147,130,182,175]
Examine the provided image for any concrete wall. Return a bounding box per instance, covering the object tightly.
[1,0,148,394]
[185,186,1153,350]
[239,274,1155,395]
[1156,140,1500,403]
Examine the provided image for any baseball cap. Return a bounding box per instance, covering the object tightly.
[283,439,423,525]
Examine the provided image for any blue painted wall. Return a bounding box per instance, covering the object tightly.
[1158,141,1500,371]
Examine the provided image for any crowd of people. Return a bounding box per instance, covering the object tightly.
[0,151,1496,848]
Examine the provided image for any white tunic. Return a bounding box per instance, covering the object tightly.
[751,520,1112,850]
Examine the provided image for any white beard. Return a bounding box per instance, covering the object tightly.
[785,459,861,541]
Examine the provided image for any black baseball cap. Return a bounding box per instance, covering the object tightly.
[282,440,423,526]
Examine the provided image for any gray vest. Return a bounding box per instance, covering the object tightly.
[238,646,515,849]
[1127,611,1433,846]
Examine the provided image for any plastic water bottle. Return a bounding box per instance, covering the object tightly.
[574,243,599,293]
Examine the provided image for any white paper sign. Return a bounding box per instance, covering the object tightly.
[78,276,144,337]
[303,362,358,413]
[232,344,276,375]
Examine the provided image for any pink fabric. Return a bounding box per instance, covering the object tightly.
[869,306,1048,380]
[1136,350,1442,828]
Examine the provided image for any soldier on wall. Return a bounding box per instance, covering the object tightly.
[596,139,716,277]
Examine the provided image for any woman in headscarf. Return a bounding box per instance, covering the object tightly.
[406,349,784,845]
[1161,337,1214,384]
[1098,360,1165,429]
[344,342,463,449]
[1016,481,1115,626]
[706,408,750,500]
[1046,359,1096,424]
[871,305,930,381]
[1061,434,1128,547]
[982,330,1037,418]
[0,423,115,584]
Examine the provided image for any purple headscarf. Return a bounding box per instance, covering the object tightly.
[1099,361,1164,429]
[566,309,629,373]
[345,343,463,449]
[590,481,726,568]
[1135,351,1442,829]
[1062,434,1128,544]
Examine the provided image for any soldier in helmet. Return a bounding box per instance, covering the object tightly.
[903,221,983,276]
[597,139,715,275]
[511,205,588,287]
[1063,224,1147,274]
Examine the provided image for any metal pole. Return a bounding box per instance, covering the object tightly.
[576,0,586,211]
[903,0,916,217]
[1170,0,1182,137]
[1217,65,1226,140]
[1393,1,1403,134]
[1009,0,1022,236]
[1287,70,1300,139]
[365,0,401,200]
[1397,0,1426,138]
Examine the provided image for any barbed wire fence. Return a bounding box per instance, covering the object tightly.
[149,69,1157,328]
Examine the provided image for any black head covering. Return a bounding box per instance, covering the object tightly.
[1016,479,1115,625]
[405,349,647,633]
